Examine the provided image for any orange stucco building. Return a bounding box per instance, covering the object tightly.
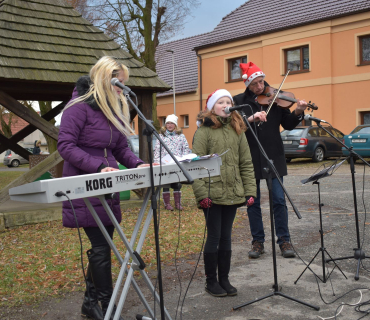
[153,0,370,148]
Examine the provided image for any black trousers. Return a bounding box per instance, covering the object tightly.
[84,225,115,248]
[203,204,238,253]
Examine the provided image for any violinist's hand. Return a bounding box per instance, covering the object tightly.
[249,111,267,123]
[295,100,308,115]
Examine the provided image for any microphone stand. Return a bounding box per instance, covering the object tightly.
[312,120,370,280]
[124,91,194,320]
[233,110,319,312]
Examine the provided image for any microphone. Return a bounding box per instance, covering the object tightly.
[224,105,245,114]
[111,78,136,96]
[304,114,328,123]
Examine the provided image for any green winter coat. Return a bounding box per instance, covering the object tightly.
[192,116,256,207]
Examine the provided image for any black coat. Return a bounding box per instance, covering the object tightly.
[233,82,303,180]
[33,140,41,155]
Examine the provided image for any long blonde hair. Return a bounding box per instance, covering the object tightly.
[66,56,134,137]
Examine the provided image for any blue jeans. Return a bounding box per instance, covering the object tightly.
[247,177,290,245]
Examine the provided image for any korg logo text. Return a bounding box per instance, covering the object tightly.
[86,177,113,191]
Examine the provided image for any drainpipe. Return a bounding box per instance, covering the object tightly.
[196,52,203,111]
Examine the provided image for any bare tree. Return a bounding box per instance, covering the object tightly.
[94,0,199,69]
[0,105,16,138]
[92,0,200,127]
[65,0,99,23]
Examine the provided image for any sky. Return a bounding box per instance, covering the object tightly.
[171,0,248,41]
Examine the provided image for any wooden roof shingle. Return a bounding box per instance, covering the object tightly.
[0,0,170,100]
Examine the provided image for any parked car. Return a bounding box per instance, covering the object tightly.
[3,148,33,167]
[342,124,370,162]
[281,125,345,162]
[127,134,157,158]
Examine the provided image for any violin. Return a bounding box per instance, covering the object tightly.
[257,86,318,111]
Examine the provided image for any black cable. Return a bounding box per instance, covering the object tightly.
[179,167,211,318]
[153,142,163,319]
[54,192,89,309]
[170,172,183,320]
[359,162,369,271]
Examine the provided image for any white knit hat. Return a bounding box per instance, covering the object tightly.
[206,89,233,111]
[165,114,178,126]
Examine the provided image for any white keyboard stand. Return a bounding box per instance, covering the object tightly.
[10,158,222,320]
[84,188,170,320]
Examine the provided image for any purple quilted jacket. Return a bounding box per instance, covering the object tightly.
[58,76,143,228]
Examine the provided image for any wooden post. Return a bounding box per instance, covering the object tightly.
[138,91,154,164]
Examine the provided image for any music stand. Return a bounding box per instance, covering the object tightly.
[311,121,370,280]
[294,160,347,284]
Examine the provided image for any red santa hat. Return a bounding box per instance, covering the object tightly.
[205,89,233,111]
[240,62,265,87]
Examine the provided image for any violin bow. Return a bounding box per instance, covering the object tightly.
[258,69,290,126]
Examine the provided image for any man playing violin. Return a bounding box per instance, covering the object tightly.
[233,62,308,259]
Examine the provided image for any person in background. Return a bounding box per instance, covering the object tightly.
[153,114,191,210]
[33,140,41,155]
[58,56,152,320]
[233,62,308,259]
[192,89,256,297]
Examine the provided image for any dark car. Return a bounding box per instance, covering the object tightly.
[281,125,344,162]
[342,124,370,161]
[127,134,157,158]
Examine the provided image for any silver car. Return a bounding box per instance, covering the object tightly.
[3,148,32,167]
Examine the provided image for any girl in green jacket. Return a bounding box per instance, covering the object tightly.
[192,89,256,297]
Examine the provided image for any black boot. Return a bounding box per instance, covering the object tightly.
[218,250,237,296]
[87,247,124,320]
[204,252,227,297]
[81,260,104,319]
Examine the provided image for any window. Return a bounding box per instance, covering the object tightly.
[182,115,189,128]
[307,128,318,137]
[281,128,304,137]
[352,125,370,134]
[360,111,370,124]
[318,128,330,137]
[228,56,247,81]
[159,117,166,127]
[332,129,344,139]
[360,35,370,65]
[284,46,309,74]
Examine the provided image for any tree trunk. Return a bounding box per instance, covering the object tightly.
[38,101,57,153]
[152,93,160,131]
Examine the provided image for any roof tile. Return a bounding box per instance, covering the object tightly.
[195,0,370,49]
[0,0,170,92]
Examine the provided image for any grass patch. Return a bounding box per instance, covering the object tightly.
[0,185,214,307]
[0,171,25,189]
